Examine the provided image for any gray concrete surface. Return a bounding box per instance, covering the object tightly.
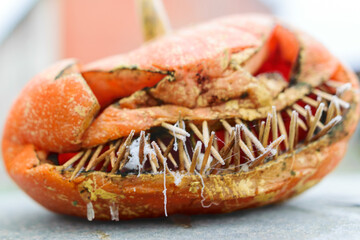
[1,173,360,240]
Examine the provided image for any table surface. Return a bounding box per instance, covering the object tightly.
[1,172,360,240]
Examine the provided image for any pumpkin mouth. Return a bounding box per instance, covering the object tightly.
[45,79,351,179]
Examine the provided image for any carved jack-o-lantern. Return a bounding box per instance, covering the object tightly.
[2,14,359,220]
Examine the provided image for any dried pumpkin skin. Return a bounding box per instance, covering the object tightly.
[2,14,360,220]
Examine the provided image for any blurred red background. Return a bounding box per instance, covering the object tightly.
[60,0,269,63]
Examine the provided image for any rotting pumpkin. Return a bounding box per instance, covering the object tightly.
[2,14,360,221]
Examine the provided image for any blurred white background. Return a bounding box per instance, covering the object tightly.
[0,0,60,189]
[261,0,360,68]
[0,0,359,189]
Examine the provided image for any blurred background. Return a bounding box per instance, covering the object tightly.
[0,0,359,190]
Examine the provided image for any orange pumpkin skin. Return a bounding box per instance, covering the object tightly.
[2,14,360,220]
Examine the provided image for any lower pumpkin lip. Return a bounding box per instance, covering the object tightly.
[46,79,352,179]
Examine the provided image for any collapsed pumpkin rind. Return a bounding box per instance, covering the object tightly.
[2,103,358,219]
[2,14,360,220]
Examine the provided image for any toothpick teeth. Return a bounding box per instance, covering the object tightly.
[62,151,84,170]
[294,116,299,147]
[262,113,272,147]
[292,104,307,119]
[209,125,240,174]
[220,119,233,134]
[139,131,146,166]
[151,141,169,172]
[224,130,230,145]
[336,83,352,97]
[334,97,341,116]
[200,131,215,174]
[169,131,186,141]
[110,139,121,167]
[100,155,111,172]
[249,135,285,169]
[325,79,344,88]
[175,119,191,172]
[305,102,325,143]
[178,135,185,171]
[289,105,309,130]
[189,141,202,174]
[224,147,233,169]
[182,144,192,172]
[297,94,342,145]
[85,144,104,171]
[302,96,320,108]
[209,126,236,174]
[305,105,312,126]
[149,152,159,174]
[220,131,235,168]
[325,80,352,94]
[188,122,225,165]
[111,130,135,174]
[70,149,92,180]
[213,135,219,151]
[311,115,342,141]
[289,110,298,152]
[244,129,253,156]
[202,121,210,147]
[220,130,235,157]
[157,138,177,168]
[277,112,289,151]
[326,97,336,124]
[59,80,350,177]
[258,121,265,143]
[234,117,242,125]
[268,135,285,154]
[241,123,265,154]
[237,128,255,162]
[233,126,241,172]
[119,147,131,170]
[161,122,190,137]
[286,108,308,131]
[271,106,279,157]
[88,145,117,171]
[313,89,349,109]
